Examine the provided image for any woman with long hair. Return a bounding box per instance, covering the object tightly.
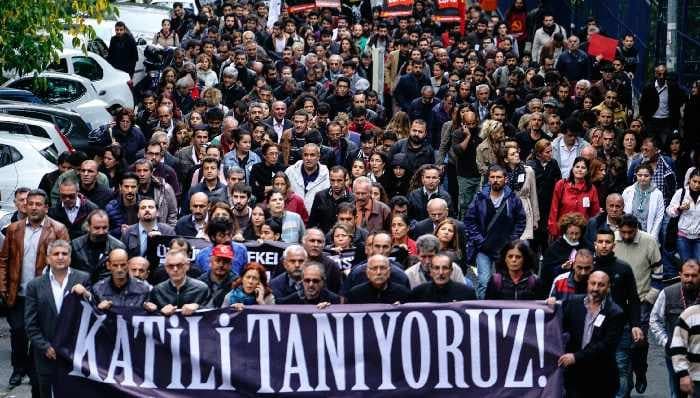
[485,240,545,300]
[370,182,389,205]
[500,143,539,241]
[367,152,392,192]
[622,163,665,239]
[540,212,588,289]
[666,168,700,262]
[222,262,275,309]
[153,18,179,47]
[476,120,506,177]
[98,144,128,189]
[390,214,416,256]
[266,189,305,243]
[435,218,465,270]
[527,139,561,252]
[111,108,146,164]
[250,143,285,202]
[271,172,309,224]
[168,122,191,155]
[548,157,601,237]
[222,129,261,185]
[384,111,410,140]
[589,158,608,206]
[243,204,268,241]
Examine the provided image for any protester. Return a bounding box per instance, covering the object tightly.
[145,250,210,315]
[278,262,342,305]
[346,254,410,304]
[88,248,150,309]
[410,252,476,302]
[222,262,275,308]
[485,240,545,300]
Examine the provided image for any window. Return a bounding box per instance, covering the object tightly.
[27,125,50,139]
[72,56,103,80]
[0,122,29,135]
[47,58,69,73]
[44,78,86,104]
[0,144,21,168]
[6,110,53,124]
[88,39,109,59]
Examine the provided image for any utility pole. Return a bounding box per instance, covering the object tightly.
[666,0,678,72]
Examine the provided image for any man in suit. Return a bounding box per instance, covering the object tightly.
[270,245,307,299]
[175,192,209,238]
[263,101,293,142]
[0,189,69,388]
[174,125,209,190]
[406,165,454,222]
[471,84,494,126]
[410,198,466,240]
[25,239,90,398]
[559,270,625,398]
[121,198,175,258]
[48,180,98,240]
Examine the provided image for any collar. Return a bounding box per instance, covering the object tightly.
[614,230,641,244]
[109,276,131,291]
[63,197,81,211]
[25,217,46,228]
[139,222,158,234]
[49,267,71,283]
[423,187,439,197]
[191,214,208,226]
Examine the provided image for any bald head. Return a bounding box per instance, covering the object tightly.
[427,198,449,223]
[580,146,597,161]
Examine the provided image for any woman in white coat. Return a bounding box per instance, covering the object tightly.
[501,143,539,240]
[622,163,665,239]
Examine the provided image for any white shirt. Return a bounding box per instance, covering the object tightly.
[559,139,579,179]
[21,218,45,295]
[49,268,71,314]
[63,197,81,224]
[273,119,285,142]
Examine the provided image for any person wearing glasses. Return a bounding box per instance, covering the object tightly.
[144,249,210,316]
[278,263,342,306]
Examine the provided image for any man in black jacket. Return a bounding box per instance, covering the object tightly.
[278,263,342,305]
[89,248,150,309]
[559,270,625,398]
[71,210,126,283]
[593,227,644,397]
[175,192,209,238]
[346,254,410,304]
[406,169,454,223]
[49,180,98,240]
[106,22,139,77]
[308,165,355,232]
[410,253,476,302]
[144,250,210,315]
[270,245,307,299]
[639,64,686,146]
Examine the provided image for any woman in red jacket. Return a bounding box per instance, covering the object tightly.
[271,172,309,224]
[548,157,601,237]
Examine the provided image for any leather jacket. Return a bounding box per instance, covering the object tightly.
[148,277,210,309]
[91,276,151,308]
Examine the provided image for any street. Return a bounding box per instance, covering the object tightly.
[0,318,672,397]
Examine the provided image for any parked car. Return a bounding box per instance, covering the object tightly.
[0,101,93,154]
[2,72,113,128]
[0,132,58,204]
[48,49,134,110]
[0,88,44,104]
[0,113,73,153]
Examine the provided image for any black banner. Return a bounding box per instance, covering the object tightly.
[53,295,564,397]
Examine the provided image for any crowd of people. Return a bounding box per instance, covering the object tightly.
[0,0,699,397]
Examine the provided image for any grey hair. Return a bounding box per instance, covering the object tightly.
[226,166,245,178]
[476,84,490,93]
[416,234,440,254]
[303,261,326,279]
[47,239,72,256]
[576,79,591,89]
[283,244,308,259]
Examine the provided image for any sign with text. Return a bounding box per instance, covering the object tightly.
[53,295,564,397]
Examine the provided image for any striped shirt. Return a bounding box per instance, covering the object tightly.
[670,304,700,380]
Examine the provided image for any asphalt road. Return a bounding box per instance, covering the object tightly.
[0,318,671,397]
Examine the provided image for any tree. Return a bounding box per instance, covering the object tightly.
[0,0,117,77]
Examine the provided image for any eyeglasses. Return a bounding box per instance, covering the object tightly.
[303,278,322,284]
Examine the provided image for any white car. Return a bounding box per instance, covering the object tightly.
[48,49,134,110]
[2,72,112,128]
[0,132,58,204]
[0,113,73,153]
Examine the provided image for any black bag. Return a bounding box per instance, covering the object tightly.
[664,188,686,252]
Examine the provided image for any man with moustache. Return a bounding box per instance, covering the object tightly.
[388,119,435,174]
[409,252,475,302]
[198,244,238,308]
[70,210,126,284]
[106,173,140,238]
[88,248,150,308]
[549,249,595,301]
[120,198,175,258]
[175,192,209,238]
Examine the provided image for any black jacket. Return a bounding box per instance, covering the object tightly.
[270,272,301,300]
[406,187,454,221]
[80,183,114,208]
[484,271,546,300]
[250,162,286,201]
[197,271,236,308]
[594,253,641,328]
[70,234,126,283]
[278,288,342,305]
[308,189,355,232]
[175,215,203,237]
[107,34,139,75]
[91,276,150,308]
[410,280,476,302]
[540,237,585,290]
[346,282,410,304]
[561,295,624,398]
[639,80,685,125]
[526,158,562,232]
[48,195,99,240]
[148,277,211,310]
[388,138,436,175]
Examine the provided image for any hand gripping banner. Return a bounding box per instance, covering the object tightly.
[53,294,564,397]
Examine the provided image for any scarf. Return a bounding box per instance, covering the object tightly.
[507,163,526,193]
[228,287,257,305]
[631,182,655,228]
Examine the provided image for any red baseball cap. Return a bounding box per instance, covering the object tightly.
[212,244,234,260]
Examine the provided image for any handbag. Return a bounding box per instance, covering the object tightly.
[465,199,508,265]
[664,188,686,252]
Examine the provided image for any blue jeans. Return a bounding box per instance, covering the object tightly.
[476,252,494,299]
[616,325,632,398]
[666,356,681,398]
[677,236,700,263]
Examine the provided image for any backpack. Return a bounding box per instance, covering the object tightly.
[491,272,537,291]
